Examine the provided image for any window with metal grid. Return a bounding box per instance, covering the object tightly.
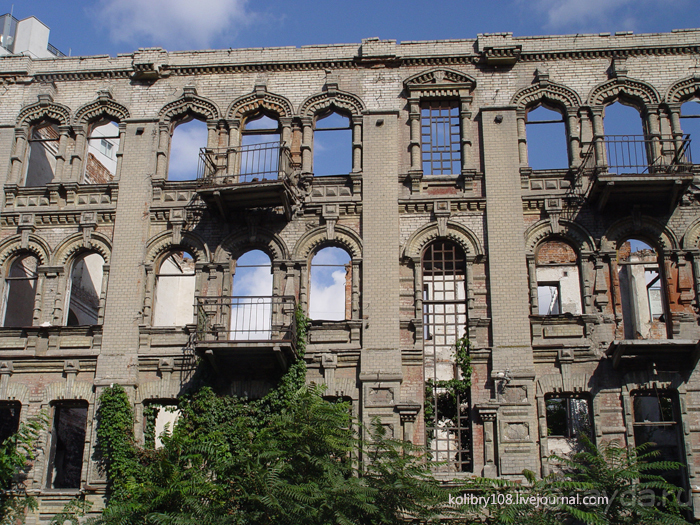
[421,100,461,175]
[422,241,471,472]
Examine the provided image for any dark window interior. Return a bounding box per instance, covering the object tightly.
[47,402,88,489]
[546,396,592,438]
[0,402,21,445]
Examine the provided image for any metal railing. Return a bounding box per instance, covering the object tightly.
[601,134,692,175]
[196,295,296,344]
[198,142,293,186]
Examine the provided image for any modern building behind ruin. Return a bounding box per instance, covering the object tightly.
[1,19,700,519]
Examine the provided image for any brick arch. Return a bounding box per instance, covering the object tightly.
[0,381,29,406]
[587,77,660,108]
[74,93,130,126]
[536,373,591,395]
[293,225,362,260]
[0,235,51,268]
[43,380,94,404]
[52,233,112,267]
[215,228,289,264]
[145,231,209,266]
[299,89,365,119]
[227,89,293,121]
[666,75,700,104]
[511,82,582,112]
[403,221,483,260]
[681,217,700,250]
[601,216,678,253]
[159,90,221,124]
[524,220,595,255]
[16,99,71,128]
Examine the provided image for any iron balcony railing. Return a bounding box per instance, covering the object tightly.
[198,141,293,186]
[580,134,693,175]
[196,295,296,345]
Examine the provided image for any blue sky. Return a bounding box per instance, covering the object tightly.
[6,0,700,57]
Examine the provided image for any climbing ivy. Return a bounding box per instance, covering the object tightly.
[424,334,472,440]
[141,403,158,450]
[94,384,141,502]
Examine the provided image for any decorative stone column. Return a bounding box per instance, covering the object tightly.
[477,404,498,477]
[300,116,313,174]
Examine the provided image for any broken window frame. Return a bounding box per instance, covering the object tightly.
[2,253,39,328]
[525,104,570,170]
[312,110,352,176]
[46,400,88,490]
[84,119,120,184]
[421,240,472,473]
[545,394,593,439]
[23,120,60,187]
[420,100,461,176]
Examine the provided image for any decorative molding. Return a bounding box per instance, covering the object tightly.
[403,220,483,260]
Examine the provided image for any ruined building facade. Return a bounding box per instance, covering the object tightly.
[1,29,700,519]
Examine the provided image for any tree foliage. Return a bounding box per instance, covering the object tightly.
[91,308,453,524]
[0,411,48,525]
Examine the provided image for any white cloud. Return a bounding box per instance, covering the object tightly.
[534,0,633,30]
[528,0,681,31]
[95,0,255,50]
[309,270,347,321]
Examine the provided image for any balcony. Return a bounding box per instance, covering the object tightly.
[195,295,297,374]
[196,141,299,218]
[579,134,695,211]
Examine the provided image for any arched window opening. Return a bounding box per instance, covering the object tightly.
[47,400,88,489]
[535,240,582,316]
[309,247,351,321]
[421,240,471,473]
[617,239,666,339]
[526,106,568,170]
[24,121,59,187]
[168,118,207,181]
[421,100,460,175]
[545,394,592,456]
[85,120,119,183]
[603,102,646,173]
[3,253,38,327]
[231,250,273,340]
[604,101,645,136]
[314,111,352,176]
[153,251,195,326]
[680,99,700,161]
[632,390,687,490]
[240,113,281,182]
[66,252,105,326]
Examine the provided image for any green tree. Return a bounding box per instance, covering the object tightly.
[91,309,455,524]
[0,411,48,525]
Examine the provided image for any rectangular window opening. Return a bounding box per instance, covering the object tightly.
[0,402,21,445]
[538,283,561,315]
[633,391,687,490]
[420,100,461,175]
[47,402,88,489]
